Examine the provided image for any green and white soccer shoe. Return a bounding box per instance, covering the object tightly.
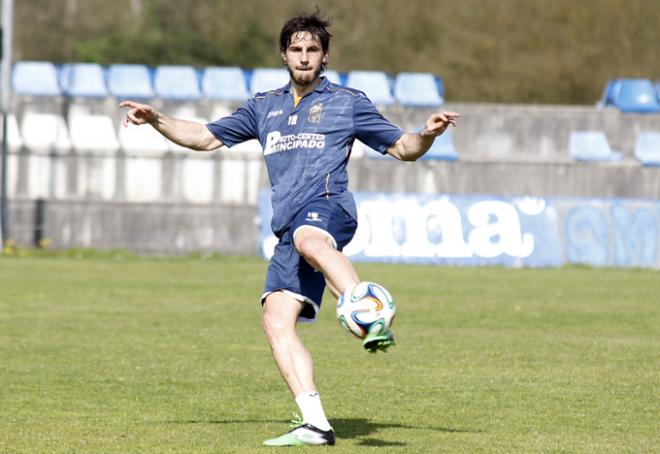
[363,329,395,353]
[263,416,335,447]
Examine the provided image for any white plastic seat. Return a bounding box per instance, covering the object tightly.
[634,132,660,166]
[21,112,72,154]
[569,131,622,162]
[154,65,201,101]
[119,123,169,156]
[352,139,391,160]
[250,68,290,95]
[346,70,394,105]
[60,63,108,97]
[69,114,119,153]
[209,105,234,122]
[107,64,154,99]
[2,114,23,151]
[394,72,443,107]
[202,66,249,101]
[13,61,61,96]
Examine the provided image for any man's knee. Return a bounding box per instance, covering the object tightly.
[262,292,302,340]
[294,229,335,262]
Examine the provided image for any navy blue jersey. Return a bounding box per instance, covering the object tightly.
[206,77,403,236]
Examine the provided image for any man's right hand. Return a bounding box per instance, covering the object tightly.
[119,100,159,127]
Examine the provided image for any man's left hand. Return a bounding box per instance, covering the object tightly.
[420,111,460,137]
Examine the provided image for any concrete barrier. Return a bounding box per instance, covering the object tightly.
[5,102,660,255]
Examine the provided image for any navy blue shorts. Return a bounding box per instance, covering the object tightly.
[262,198,358,323]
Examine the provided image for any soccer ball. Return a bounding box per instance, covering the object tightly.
[336,282,395,339]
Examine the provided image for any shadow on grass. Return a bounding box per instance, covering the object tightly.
[164,416,481,446]
[332,418,481,440]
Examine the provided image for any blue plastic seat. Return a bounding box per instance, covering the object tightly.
[154,65,201,100]
[597,79,620,107]
[12,61,61,96]
[634,132,660,166]
[394,72,443,107]
[60,63,108,97]
[613,79,660,113]
[345,70,394,105]
[201,66,249,101]
[250,68,290,95]
[421,129,458,161]
[107,64,154,99]
[569,131,622,162]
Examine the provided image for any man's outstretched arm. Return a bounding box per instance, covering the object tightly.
[387,111,460,161]
[119,100,223,152]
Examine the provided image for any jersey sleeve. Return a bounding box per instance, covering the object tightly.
[353,95,404,154]
[206,98,259,148]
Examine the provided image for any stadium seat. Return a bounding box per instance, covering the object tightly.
[421,129,458,161]
[21,112,72,154]
[345,70,394,105]
[209,104,234,122]
[612,79,660,113]
[2,114,23,151]
[597,79,620,107]
[60,63,108,97]
[568,131,622,162]
[201,66,249,101]
[12,61,61,96]
[353,139,393,160]
[227,139,263,156]
[69,114,119,153]
[394,72,444,107]
[250,68,290,95]
[119,122,169,156]
[324,70,342,85]
[107,64,155,99]
[634,132,660,166]
[154,65,201,100]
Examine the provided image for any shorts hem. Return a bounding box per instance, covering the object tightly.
[292,225,338,249]
[261,289,320,323]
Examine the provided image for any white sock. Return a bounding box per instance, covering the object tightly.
[295,391,332,431]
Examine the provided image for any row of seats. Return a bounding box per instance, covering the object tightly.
[12,61,445,107]
[2,110,458,160]
[569,130,660,166]
[597,79,660,113]
[5,110,660,165]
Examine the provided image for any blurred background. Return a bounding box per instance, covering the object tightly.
[15,0,660,104]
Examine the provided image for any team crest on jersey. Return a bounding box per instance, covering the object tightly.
[308,103,323,123]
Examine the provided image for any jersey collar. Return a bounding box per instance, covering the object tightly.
[283,76,330,94]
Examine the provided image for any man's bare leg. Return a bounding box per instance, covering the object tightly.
[293,228,359,298]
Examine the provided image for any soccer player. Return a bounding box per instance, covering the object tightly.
[120,11,458,447]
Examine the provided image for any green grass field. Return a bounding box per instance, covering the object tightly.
[1,252,658,453]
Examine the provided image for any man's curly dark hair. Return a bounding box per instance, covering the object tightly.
[279,8,332,72]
